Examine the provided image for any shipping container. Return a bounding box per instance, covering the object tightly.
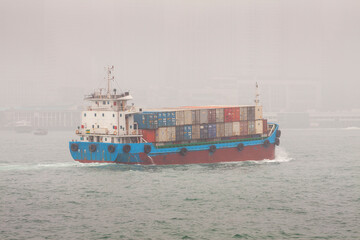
[240,121,248,136]
[141,129,156,142]
[224,107,240,122]
[255,120,263,134]
[157,112,167,127]
[247,107,255,121]
[225,122,233,137]
[255,105,263,120]
[176,125,184,141]
[167,112,176,126]
[263,119,268,135]
[208,109,216,123]
[234,107,240,121]
[248,121,256,135]
[192,125,200,139]
[134,113,158,129]
[156,126,176,142]
[216,123,225,138]
[240,107,248,121]
[157,111,176,127]
[184,110,192,125]
[224,108,233,122]
[176,111,185,126]
[216,108,224,122]
[200,124,209,139]
[208,123,217,138]
[233,122,240,136]
[184,125,192,140]
[191,110,200,125]
[200,109,208,124]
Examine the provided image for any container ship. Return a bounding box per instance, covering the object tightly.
[69,66,281,165]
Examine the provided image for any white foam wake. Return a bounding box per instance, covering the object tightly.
[0,161,116,171]
[254,147,293,164]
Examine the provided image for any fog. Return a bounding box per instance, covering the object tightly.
[1,0,360,111]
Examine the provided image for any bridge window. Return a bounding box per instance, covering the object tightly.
[97,125,99,128]
[103,101,106,105]
[120,114,122,117]
[84,113,86,117]
[102,113,105,117]
[107,101,110,104]
[92,125,94,128]
[113,114,115,117]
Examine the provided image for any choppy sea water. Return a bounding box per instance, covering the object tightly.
[0,129,359,240]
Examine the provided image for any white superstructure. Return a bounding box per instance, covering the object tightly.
[75,66,143,143]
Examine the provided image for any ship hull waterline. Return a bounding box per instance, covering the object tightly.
[74,144,275,165]
[70,124,279,165]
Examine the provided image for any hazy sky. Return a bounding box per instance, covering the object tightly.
[0,0,359,111]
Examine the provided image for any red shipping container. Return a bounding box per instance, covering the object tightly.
[263,119,268,135]
[224,107,240,122]
[234,107,240,121]
[141,129,156,142]
[224,108,234,122]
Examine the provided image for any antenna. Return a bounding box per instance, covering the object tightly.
[255,82,260,106]
[106,65,115,97]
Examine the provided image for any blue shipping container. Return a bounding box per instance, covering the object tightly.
[208,123,217,138]
[166,112,176,126]
[184,125,192,140]
[134,113,158,129]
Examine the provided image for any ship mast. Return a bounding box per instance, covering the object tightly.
[255,82,260,106]
[106,65,115,98]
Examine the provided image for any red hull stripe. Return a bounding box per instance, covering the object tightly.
[75,144,275,165]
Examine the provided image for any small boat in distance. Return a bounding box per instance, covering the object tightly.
[34,128,48,135]
[14,120,32,133]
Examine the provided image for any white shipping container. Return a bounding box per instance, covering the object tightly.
[156,127,176,142]
[225,122,233,137]
[233,122,240,136]
[255,106,263,120]
[255,120,263,134]
[176,111,185,126]
[216,108,224,122]
[200,109,208,124]
[184,110,192,125]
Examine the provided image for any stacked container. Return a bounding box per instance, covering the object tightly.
[135,105,266,143]
[200,124,208,139]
